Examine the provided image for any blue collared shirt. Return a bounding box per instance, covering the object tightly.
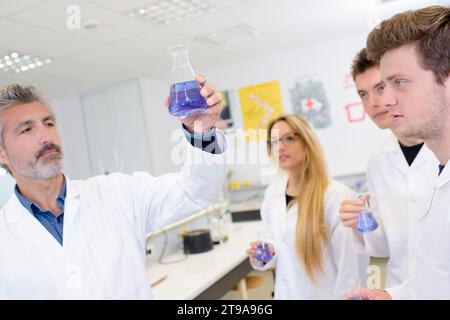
[15,176,67,246]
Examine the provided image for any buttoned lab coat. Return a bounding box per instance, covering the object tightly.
[251,175,362,299]
[387,163,450,299]
[355,135,439,292]
[0,133,228,299]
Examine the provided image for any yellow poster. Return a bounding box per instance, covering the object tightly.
[239,80,284,140]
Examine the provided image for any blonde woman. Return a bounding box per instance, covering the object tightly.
[247,114,362,299]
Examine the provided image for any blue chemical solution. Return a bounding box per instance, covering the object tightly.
[255,242,273,261]
[169,80,208,117]
[357,211,379,233]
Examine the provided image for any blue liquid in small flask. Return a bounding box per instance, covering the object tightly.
[357,199,378,233]
[255,242,273,261]
[168,45,208,117]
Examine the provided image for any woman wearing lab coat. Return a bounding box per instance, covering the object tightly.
[247,114,361,299]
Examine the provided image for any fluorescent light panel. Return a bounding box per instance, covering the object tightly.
[194,24,263,46]
[125,0,216,25]
[0,51,52,74]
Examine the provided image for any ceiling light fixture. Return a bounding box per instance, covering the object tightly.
[125,0,216,26]
[194,24,263,46]
[0,51,53,74]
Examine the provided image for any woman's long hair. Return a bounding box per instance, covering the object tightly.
[267,114,330,283]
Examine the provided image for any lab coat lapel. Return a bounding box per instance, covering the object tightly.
[416,159,448,222]
[271,175,293,237]
[411,143,436,170]
[4,195,63,254]
[387,141,409,174]
[62,180,81,245]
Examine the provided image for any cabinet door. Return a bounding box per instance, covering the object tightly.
[82,80,152,175]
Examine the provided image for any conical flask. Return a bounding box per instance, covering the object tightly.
[168,44,208,117]
[357,199,379,233]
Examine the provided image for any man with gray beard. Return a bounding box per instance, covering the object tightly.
[0,78,228,299]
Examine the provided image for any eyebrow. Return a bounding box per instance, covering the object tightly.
[14,115,56,134]
[373,81,384,90]
[385,74,405,82]
[270,132,297,139]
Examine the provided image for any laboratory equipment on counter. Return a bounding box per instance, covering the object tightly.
[183,229,213,254]
[357,199,378,233]
[168,44,208,117]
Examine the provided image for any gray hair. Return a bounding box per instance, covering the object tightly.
[0,84,52,174]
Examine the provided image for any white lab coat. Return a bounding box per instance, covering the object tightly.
[388,162,450,299]
[0,132,228,299]
[250,175,361,299]
[354,135,439,290]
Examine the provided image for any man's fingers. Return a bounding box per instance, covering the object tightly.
[163,96,169,108]
[195,74,206,86]
[201,83,216,98]
[205,102,223,116]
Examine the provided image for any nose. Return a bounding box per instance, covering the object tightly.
[37,125,54,146]
[370,93,381,109]
[379,85,397,109]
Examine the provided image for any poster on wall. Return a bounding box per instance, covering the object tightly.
[342,72,367,124]
[288,76,332,129]
[238,80,284,140]
[216,90,234,129]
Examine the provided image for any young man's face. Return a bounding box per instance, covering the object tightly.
[355,66,392,129]
[379,44,450,141]
[0,101,63,180]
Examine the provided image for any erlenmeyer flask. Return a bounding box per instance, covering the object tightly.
[357,199,379,233]
[168,44,208,117]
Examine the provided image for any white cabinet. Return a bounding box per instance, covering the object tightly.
[81,80,153,175]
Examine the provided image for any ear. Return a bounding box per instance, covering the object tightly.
[0,144,8,166]
[445,75,450,98]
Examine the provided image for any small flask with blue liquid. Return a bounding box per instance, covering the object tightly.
[168,44,208,117]
[357,198,378,233]
[255,231,274,262]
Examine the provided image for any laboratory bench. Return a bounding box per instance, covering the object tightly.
[146,220,263,300]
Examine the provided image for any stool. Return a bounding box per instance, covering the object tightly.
[232,275,264,300]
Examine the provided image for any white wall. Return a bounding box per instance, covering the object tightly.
[0,170,15,206]
[139,78,182,175]
[51,95,92,179]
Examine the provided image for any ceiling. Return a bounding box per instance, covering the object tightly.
[0,0,447,97]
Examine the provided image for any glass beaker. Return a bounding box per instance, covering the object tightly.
[255,231,274,262]
[357,199,378,233]
[168,44,208,117]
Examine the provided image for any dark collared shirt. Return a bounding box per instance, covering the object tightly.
[14,177,66,246]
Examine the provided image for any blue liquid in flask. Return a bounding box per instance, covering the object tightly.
[168,80,208,117]
[255,242,273,261]
[357,210,378,233]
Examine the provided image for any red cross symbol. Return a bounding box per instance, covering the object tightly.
[305,98,314,109]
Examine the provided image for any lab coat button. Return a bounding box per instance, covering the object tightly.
[66,266,81,291]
